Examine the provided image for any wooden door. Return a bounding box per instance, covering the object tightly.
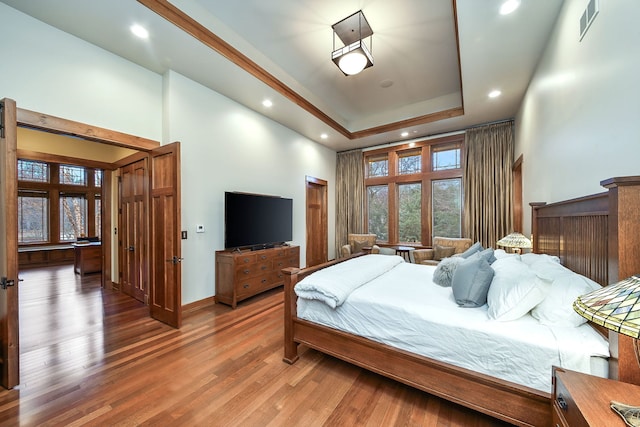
[119,157,148,303]
[0,99,19,388]
[305,176,328,267]
[149,142,181,328]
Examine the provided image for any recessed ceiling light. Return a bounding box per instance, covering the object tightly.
[130,24,149,39]
[262,99,273,108]
[401,131,409,137]
[320,133,328,140]
[488,90,502,98]
[500,0,520,15]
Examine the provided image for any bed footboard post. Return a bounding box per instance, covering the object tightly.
[282,267,300,364]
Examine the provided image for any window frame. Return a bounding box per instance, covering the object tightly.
[363,134,464,246]
[18,160,103,247]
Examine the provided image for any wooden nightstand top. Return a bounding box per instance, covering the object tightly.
[553,367,640,426]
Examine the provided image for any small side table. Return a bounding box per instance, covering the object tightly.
[393,245,414,262]
[553,366,640,426]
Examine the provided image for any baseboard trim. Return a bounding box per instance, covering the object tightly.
[182,296,216,313]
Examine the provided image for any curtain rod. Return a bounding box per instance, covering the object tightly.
[349,118,514,154]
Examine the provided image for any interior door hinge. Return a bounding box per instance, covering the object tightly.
[0,103,4,139]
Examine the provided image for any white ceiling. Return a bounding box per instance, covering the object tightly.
[1,0,563,151]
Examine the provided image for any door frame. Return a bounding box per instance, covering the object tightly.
[305,175,328,267]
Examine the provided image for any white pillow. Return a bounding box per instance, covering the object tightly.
[487,257,551,321]
[532,272,601,327]
[494,249,520,260]
[521,252,561,266]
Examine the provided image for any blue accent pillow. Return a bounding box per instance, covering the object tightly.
[460,241,483,259]
[451,256,494,307]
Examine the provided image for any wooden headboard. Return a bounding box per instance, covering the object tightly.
[531,176,640,384]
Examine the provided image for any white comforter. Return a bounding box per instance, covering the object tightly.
[296,259,609,393]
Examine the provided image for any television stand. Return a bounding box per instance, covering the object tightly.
[215,245,299,308]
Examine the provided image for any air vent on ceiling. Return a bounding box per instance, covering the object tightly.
[579,0,599,41]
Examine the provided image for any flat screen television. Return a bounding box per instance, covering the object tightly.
[224,191,293,250]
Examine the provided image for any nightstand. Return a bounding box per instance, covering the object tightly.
[553,366,640,426]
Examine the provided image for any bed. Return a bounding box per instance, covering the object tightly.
[283,176,640,427]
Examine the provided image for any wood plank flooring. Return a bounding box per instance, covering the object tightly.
[0,265,513,426]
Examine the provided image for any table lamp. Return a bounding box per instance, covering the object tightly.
[574,275,640,426]
[496,232,532,254]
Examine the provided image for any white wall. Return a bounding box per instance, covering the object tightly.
[515,0,640,234]
[165,71,336,305]
[0,3,163,140]
[1,3,337,306]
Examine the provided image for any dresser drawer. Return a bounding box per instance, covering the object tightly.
[553,373,588,427]
[235,261,272,278]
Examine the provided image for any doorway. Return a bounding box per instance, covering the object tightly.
[305,176,328,267]
[1,100,183,388]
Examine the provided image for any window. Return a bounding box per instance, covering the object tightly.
[18,160,48,182]
[18,191,49,243]
[364,135,463,245]
[18,160,103,246]
[95,196,102,239]
[432,144,461,171]
[60,165,86,186]
[367,154,388,177]
[60,195,87,241]
[432,178,462,238]
[367,185,388,241]
[398,149,421,175]
[398,183,421,242]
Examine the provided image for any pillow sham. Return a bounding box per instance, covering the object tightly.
[433,256,463,287]
[487,257,551,321]
[434,244,456,261]
[477,247,496,264]
[459,241,483,259]
[451,255,494,307]
[531,271,601,327]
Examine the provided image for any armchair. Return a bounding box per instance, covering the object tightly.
[413,237,473,266]
[340,233,380,258]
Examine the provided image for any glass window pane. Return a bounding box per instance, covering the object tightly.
[60,195,87,240]
[367,155,388,177]
[432,178,462,238]
[432,145,461,171]
[367,185,388,241]
[60,165,86,186]
[398,183,421,243]
[18,192,49,243]
[95,196,101,239]
[18,160,48,182]
[398,149,421,175]
[94,170,103,187]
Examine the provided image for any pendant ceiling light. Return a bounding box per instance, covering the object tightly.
[332,11,373,76]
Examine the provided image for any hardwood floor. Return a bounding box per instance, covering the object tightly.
[0,265,513,426]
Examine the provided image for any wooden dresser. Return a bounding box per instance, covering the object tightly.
[215,245,299,308]
[553,366,640,426]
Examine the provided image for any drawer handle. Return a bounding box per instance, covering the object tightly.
[261,266,267,270]
[261,279,267,283]
[243,284,250,289]
[243,269,250,274]
[243,258,250,263]
[556,394,568,411]
[260,255,267,260]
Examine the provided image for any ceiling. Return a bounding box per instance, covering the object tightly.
[2,0,563,151]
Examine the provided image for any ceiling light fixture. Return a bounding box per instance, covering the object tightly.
[130,24,149,39]
[500,0,521,15]
[332,11,373,76]
[262,99,273,107]
[401,132,409,137]
[320,133,328,140]
[488,90,502,98]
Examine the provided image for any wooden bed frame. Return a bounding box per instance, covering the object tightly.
[283,176,640,427]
